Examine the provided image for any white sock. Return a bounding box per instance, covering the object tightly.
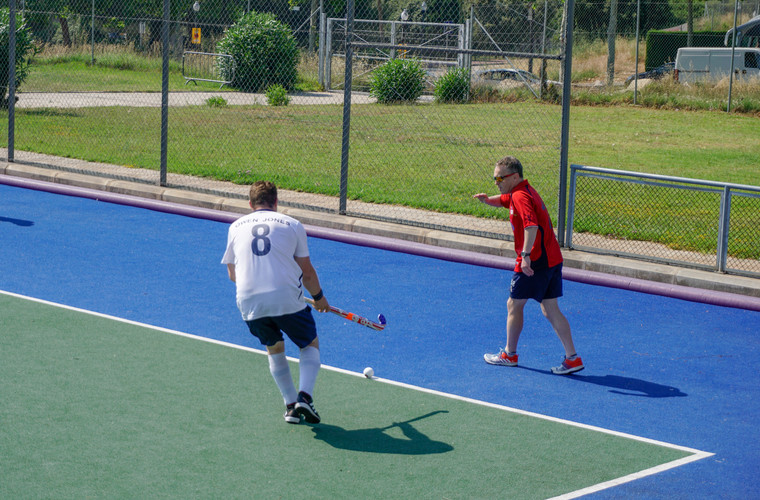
[268,352,297,405]
[298,346,321,397]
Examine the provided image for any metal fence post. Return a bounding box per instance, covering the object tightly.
[325,19,333,90]
[717,186,731,273]
[91,0,95,66]
[727,0,739,113]
[557,0,575,247]
[159,0,170,187]
[318,9,325,87]
[338,0,355,215]
[633,0,640,105]
[8,0,16,163]
[539,0,548,100]
[565,164,578,248]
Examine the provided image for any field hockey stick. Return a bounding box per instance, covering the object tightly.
[305,298,387,331]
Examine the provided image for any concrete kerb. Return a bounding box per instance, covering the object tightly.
[2,159,760,301]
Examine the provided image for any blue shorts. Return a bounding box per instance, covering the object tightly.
[510,263,564,302]
[245,306,318,348]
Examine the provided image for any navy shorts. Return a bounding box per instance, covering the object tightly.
[510,263,564,302]
[245,306,317,348]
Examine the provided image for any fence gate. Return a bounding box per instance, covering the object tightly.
[319,17,466,90]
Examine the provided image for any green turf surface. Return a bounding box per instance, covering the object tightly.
[1,293,694,499]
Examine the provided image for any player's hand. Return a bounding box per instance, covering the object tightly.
[520,256,534,276]
[472,193,488,202]
[313,297,330,313]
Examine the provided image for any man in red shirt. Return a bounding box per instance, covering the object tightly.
[473,156,584,375]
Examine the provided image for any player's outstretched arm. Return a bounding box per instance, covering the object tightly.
[473,193,501,207]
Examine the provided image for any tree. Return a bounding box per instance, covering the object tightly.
[217,11,299,92]
[0,8,40,108]
[606,0,618,85]
[58,6,72,47]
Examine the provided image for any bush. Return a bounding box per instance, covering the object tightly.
[217,11,299,92]
[434,68,470,104]
[265,84,290,106]
[0,8,40,108]
[369,58,425,104]
[206,96,228,108]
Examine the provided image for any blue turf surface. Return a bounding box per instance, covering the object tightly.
[2,183,758,498]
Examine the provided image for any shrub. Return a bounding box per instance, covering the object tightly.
[434,68,470,103]
[265,84,290,106]
[206,96,228,107]
[217,11,299,92]
[369,58,425,104]
[0,8,40,108]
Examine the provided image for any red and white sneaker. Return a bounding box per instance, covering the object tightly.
[484,349,518,366]
[551,355,584,375]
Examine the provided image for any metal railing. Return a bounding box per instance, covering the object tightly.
[567,164,760,277]
[182,51,235,88]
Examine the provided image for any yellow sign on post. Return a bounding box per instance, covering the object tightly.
[191,28,201,45]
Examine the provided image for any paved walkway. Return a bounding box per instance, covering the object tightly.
[15,91,375,108]
[2,149,759,300]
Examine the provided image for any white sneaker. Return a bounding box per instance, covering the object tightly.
[551,356,584,375]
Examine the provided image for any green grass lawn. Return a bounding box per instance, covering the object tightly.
[23,59,229,92]
[22,53,320,93]
[8,101,758,183]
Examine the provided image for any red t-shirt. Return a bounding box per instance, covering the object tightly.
[500,180,563,272]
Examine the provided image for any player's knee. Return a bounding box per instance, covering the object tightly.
[266,341,286,355]
[304,337,319,350]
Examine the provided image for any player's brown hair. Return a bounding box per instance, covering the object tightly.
[249,181,278,208]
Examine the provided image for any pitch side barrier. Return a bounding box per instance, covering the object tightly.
[566,164,760,278]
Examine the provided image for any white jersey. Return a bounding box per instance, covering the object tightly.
[221,209,309,321]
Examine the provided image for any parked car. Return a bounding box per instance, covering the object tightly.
[474,68,561,87]
[625,62,675,85]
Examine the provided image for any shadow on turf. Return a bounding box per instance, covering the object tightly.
[0,216,34,226]
[520,367,687,398]
[309,410,454,455]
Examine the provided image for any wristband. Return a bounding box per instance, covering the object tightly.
[521,251,530,257]
[311,289,324,301]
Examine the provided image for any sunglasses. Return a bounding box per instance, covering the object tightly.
[494,172,517,183]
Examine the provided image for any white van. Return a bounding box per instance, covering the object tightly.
[674,47,760,83]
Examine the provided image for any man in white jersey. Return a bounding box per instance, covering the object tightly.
[222,181,329,424]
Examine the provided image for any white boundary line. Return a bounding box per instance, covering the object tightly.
[2,289,714,498]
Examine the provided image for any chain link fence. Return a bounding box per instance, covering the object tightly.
[568,165,760,276]
[574,0,760,105]
[1,0,759,276]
